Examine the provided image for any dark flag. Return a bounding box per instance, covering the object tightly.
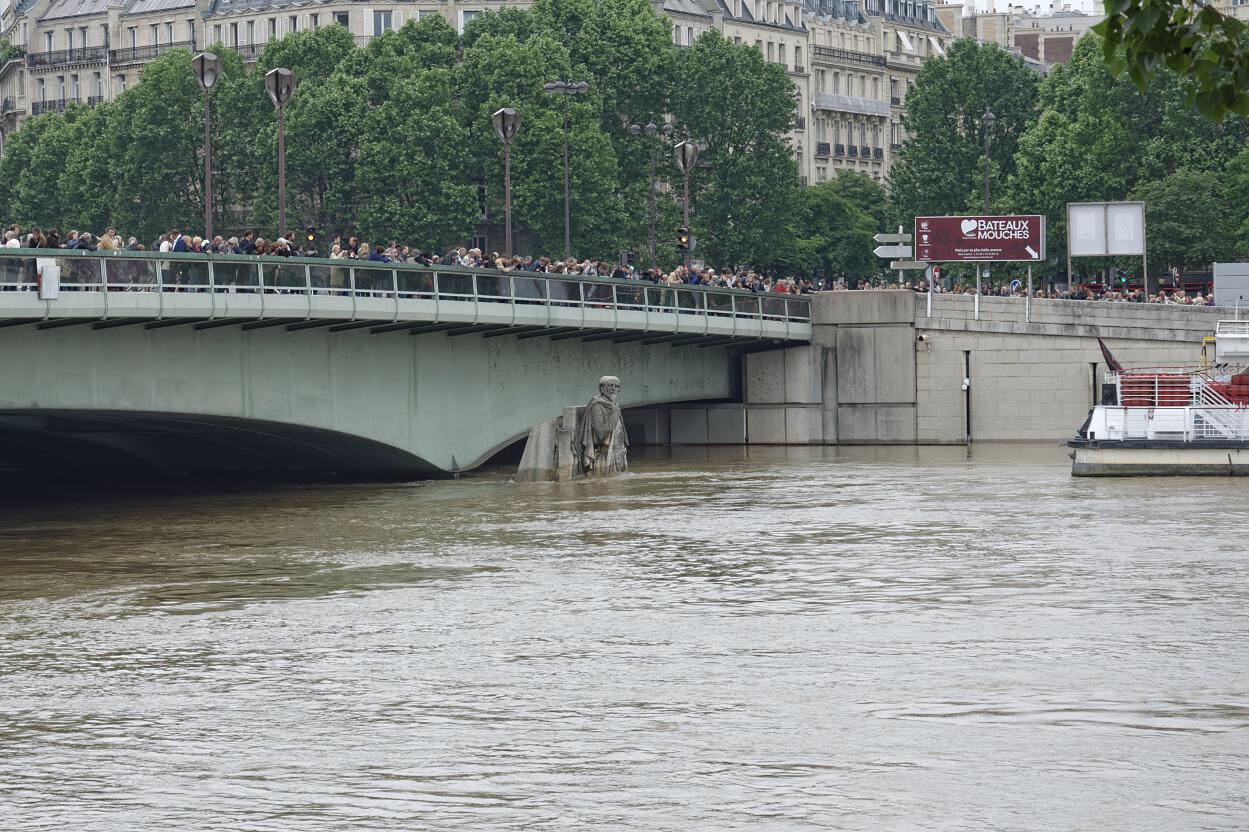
[1098,337,1124,373]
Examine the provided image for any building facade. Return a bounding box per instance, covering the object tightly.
[0,0,950,182]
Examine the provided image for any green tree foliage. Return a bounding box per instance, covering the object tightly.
[1131,169,1240,271]
[888,39,1039,222]
[1094,0,1249,119]
[671,31,799,268]
[1005,33,1249,277]
[0,0,800,266]
[784,175,878,281]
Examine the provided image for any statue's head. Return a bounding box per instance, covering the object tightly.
[599,375,621,401]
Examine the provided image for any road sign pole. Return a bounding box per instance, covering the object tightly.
[975,264,981,321]
[1026,263,1032,323]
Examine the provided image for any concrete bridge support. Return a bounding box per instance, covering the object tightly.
[0,323,739,479]
[630,292,1219,445]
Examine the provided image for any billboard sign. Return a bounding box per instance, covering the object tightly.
[914,215,1046,262]
[1067,202,1144,257]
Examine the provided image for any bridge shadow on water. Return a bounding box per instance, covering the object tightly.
[0,409,452,498]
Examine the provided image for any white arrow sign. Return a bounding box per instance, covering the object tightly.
[874,244,913,259]
[874,232,913,244]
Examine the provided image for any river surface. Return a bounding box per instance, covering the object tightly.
[1,445,1247,831]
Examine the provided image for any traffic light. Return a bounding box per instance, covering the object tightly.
[676,226,690,250]
[1118,269,1128,285]
[305,226,317,244]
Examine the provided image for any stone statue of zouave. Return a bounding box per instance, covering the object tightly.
[578,375,629,476]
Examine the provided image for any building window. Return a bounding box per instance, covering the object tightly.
[247,21,255,43]
[795,45,802,68]
[70,74,78,100]
[457,10,478,32]
[45,32,53,52]
[57,75,65,100]
[214,25,222,43]
[150,24,159,46]
[766,42,773,62]
[289,15,298,32]
[230,22,238,45]
[334,12,349,26]
[36,78,45,102]
[374,10,393,32]
[117,75,127,93]
[310,14,318,27]
[187,19,196,44]
[165,23,173,43]
[268,18,277,39]
[778,44,786,66]
[418,10,439,19]
[66,29,75,51]
[93,72,102,97]
[128,28,136,49]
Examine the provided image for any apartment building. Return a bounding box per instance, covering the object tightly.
[0,0,949,183]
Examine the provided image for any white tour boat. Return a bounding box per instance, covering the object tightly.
[1069,321,1249,476]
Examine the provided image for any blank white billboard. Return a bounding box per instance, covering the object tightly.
[1067,202,1145,257]
[1106,202,1145,255]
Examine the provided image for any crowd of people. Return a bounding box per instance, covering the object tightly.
[3,223,817,294]
[0,222,1229,304]
[840,278,1224,306]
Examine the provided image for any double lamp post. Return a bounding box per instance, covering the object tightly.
[193,54,296,240]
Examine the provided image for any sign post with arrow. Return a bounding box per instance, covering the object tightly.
[874,227,922,286]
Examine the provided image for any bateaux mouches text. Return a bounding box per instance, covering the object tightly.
[914,215,1045,262]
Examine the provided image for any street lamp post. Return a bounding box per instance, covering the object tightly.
[674,140,700,276]
[265,68,296,237]
[628,120,673,269]
[979,106,995,319]
[543,79,588,261]
[192,52,222,240]
[492,107,521,258]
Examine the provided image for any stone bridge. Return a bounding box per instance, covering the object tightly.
[0,250,811,480]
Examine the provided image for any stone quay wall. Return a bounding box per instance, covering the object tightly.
[626,292,1229,445]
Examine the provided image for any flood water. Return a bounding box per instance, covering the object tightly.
[1,445,1247,831]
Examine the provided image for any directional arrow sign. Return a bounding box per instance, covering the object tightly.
[889,260,928,270]
[874,244,912,258]
[874,232,913,244]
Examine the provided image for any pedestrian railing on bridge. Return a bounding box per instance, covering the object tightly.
[0,250,812,344]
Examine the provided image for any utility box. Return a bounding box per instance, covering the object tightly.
[1213,262,1249,308]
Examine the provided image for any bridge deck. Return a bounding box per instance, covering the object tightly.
[0,251,812,344]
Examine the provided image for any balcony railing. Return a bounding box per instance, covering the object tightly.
[873,147,884,160]
[1,97,14,112]
[110,41,194,64]
[26,46,108,68]
[811,45,886,68]
[794,115,806,130]
[225,42,265,62]
[860,145,872,159]
[815,142,831,157]
[890,95,901,106]
[791,63,805,73]
[87,95,104,106]
[31,98,69,115]
[813,91,891,118]
[891,143,901,152]
[848,145,858,158]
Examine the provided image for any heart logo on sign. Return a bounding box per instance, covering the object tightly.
[960,219,978,235]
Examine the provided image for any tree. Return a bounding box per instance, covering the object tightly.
[888,39,1039,223]
[1094,0,1249,120]
[1131,168,1239,272]
[457,32,625,257]
[670,31,798,267]
[1005,33,1249,276]
[356,66,477,249]
[784,177,878,281]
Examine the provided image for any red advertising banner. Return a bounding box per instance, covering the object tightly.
[914,215,1046,262]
